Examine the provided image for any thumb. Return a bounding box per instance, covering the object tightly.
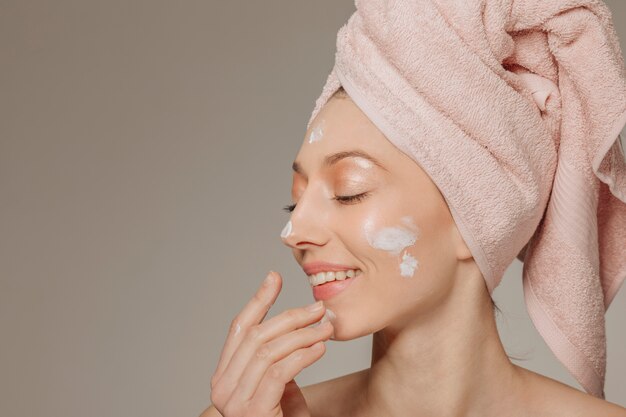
[279,379,311,417]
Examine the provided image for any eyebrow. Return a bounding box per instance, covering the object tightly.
[292,150,389,177]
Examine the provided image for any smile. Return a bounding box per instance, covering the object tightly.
[307,269,362,286]
[311,271,360,301]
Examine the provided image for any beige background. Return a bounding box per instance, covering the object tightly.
[1,1,625,416]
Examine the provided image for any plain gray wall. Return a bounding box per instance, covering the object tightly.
[1,1,625,416]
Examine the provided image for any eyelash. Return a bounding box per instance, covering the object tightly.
[282,192,370,213]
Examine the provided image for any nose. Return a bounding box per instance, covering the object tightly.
[280,187,330,250]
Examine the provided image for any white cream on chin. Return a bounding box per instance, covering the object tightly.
[308,119,325,143]
[320,307,336,339]
[280,220,293,238]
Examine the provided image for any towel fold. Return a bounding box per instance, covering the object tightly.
[307,0,626,398]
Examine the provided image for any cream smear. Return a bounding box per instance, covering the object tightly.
[308,119,325,143]
[320,307,336,324]
[364,217,419,255]
[280,220,293,238]
[364,216,421,277]
[320,307,336,339]
[399,251,419,277]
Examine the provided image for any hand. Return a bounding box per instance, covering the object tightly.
[209,271,334,417]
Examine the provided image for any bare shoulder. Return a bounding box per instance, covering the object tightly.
[518,367,626,417]
[556,390,626,417]
[300,368,369,417]
[548,389,626,417]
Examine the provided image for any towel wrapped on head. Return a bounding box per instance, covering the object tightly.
[307,0,626,399]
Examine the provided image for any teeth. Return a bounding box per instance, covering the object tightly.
[308,269,361,286]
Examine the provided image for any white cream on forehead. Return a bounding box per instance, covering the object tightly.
[308,119,325,143]
[280,220,293,238]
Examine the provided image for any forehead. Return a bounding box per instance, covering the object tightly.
[296,97,401,168]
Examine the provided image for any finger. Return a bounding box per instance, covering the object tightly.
[232,321,334,402]
[212,271,282,387]
[280,379,311,417]
[215,301,327,399]
[251,341,327,412]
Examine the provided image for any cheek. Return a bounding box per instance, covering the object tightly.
[359,212,422,278]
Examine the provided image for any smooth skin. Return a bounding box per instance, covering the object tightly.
[201,91,626,417]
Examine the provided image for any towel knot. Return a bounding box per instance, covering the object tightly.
[513,69,560,113]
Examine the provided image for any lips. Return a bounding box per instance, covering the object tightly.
[302,261,360,275]
[312,276,358,301]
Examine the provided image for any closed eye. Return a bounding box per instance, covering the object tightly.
[282,192,370,213]
[334,192,370,204]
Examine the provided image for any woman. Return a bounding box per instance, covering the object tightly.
[202,87,626,417]
[203,1,626,417]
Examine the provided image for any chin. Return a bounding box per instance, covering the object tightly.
[327,315,382,341]
[328,330,362,342]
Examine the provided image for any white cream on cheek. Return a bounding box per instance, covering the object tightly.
[399,252,419,277]
[364,217,418,255]
[364,216,421,277]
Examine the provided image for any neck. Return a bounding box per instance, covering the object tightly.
[356,265,524,417]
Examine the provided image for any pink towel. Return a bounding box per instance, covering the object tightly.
[307,0,626,399]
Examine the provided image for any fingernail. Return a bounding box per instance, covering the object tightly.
[318,321,332,330]
[306,300,323,312]
[264,271,276,286]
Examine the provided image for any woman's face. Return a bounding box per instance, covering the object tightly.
[281,93,470,340]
